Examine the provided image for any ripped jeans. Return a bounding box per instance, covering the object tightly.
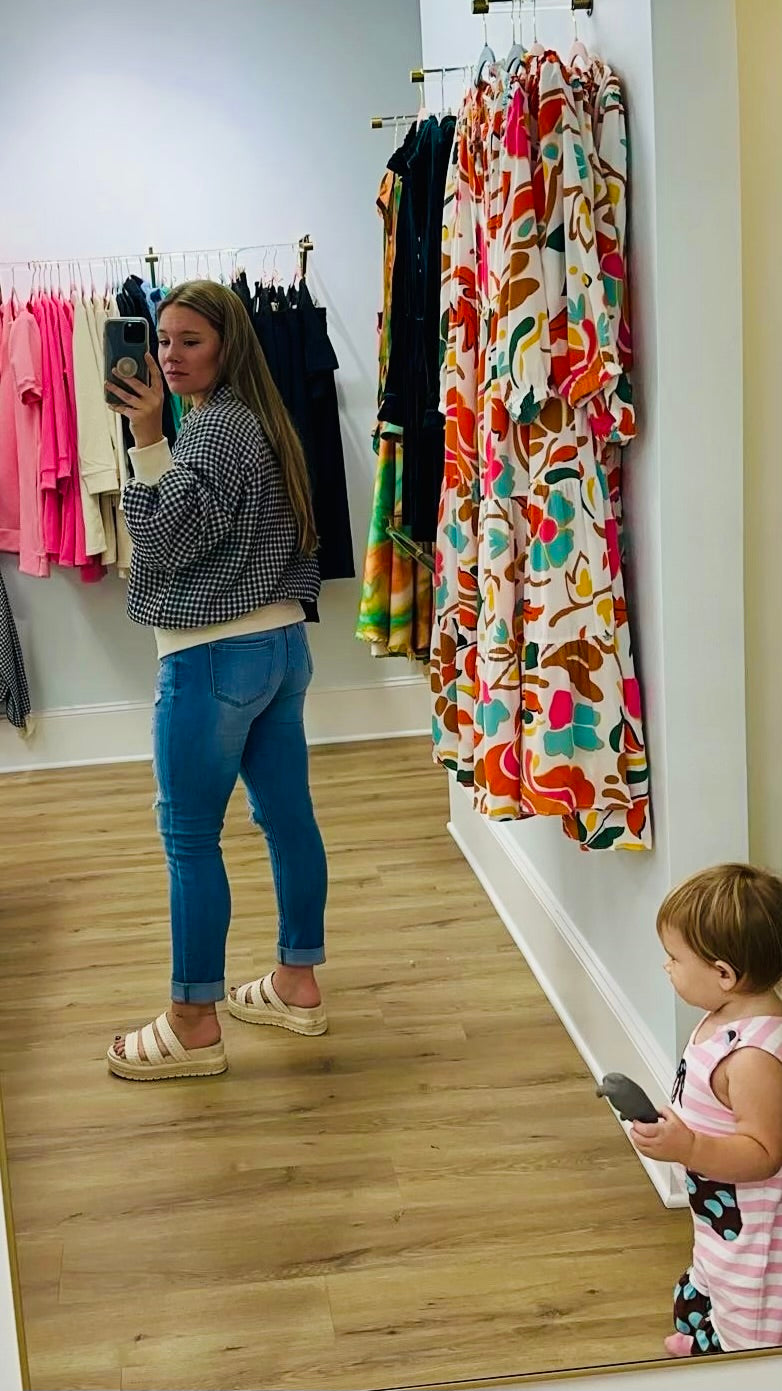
[152,623,327,1004]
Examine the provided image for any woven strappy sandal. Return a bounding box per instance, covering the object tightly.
[107,1012,228,1081]
[227,972,327,1036]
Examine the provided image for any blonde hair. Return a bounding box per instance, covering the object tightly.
[159,280,317,555]
[658,864,782,992]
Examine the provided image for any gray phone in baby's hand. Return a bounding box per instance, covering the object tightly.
[596,1073,661,1124]
[104,317,150,407]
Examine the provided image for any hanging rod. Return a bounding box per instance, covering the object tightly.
[411,64,471,83]
[472,0,594,14]
[0,237,313,273]
[371,114,420,129]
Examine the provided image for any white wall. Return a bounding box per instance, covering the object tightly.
[0,1212,23,1391]
[420,0,747,1066]
[0,0,428,763]
[737,0,782,873]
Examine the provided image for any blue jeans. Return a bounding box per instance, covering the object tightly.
[152,623,327,1004]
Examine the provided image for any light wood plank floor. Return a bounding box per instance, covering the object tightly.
[0,738,690,1390]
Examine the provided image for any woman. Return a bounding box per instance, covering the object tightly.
[106,281,328,1081]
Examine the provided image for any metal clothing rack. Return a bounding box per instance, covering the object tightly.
[411,63,471,84]
[472,0,594,13]
[143,235,314,288]
[0,235,315,289]
[371,113,420,130]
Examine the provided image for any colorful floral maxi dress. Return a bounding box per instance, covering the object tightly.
[431,56,651,850]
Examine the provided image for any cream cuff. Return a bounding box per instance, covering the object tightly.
[128,438,174,485]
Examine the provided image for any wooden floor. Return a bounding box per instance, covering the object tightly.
[0,738,690,1391]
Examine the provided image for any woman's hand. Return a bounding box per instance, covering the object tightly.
[631,1107,696,1167]
[106,352,165,450]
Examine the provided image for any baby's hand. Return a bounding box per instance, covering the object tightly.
[631,1107,696,1167]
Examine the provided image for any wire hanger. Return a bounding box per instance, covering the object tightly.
[417,72,430,125]
[507,0,525,75]
[568,3,590,68]
[529,0,544,57]
[475,9,496,85]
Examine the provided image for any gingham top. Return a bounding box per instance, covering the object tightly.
[123,385,319,629]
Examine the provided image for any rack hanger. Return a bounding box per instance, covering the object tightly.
[472,0,594,15]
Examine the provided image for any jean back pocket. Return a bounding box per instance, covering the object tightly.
[208,633,280,708]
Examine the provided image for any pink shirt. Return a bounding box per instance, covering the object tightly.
[31,295,61,560]
[45,296,76,566]
[8,308,49,577]
[674,1014,782,1351]
[0,298,20,551]
[54,295,103,579]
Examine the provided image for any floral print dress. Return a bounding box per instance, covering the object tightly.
[431,54,651,851]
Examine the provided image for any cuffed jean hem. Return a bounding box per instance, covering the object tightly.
[278,946,326,966]
[171,978,225,1004]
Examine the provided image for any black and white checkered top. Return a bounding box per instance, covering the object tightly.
[123,386,320,629]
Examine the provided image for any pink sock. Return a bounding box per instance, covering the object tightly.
[665,1332,693,1358]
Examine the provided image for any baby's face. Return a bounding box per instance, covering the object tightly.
[659,924,733,1011]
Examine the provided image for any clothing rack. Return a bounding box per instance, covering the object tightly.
[0,235,315,288]
[371,113,420,129]
[472,0,594,13]
[411,64,471,84]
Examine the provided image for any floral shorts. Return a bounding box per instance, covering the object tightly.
[674,1271,723,1356]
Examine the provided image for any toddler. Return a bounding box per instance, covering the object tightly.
[632,863,782,1357]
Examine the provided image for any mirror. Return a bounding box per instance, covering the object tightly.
[0,2,780,1390]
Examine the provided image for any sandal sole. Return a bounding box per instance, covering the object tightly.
[107,1050,228,1082]
[226,997,327,1035]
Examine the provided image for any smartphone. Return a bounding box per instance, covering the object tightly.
[104,318,150,406]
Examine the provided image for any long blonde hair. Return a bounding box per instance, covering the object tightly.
[159,280,317,555]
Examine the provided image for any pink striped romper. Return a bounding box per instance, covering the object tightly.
[672,1014,782,1353]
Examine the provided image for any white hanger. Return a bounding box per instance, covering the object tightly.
[417,73,430,125]
[529,0,544,57]
[568,5,590,68]
[475,11,495,85]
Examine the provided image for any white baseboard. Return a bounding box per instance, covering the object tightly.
[448,780,686,1210]
[0,676,431,773]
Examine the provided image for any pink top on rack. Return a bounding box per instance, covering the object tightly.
[46,295,76,566]
[0,298,21,552]
[55,294,104,580]
[8,308,49,577]
[31,295,61,560]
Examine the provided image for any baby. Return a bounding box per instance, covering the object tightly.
[632,863,782,1357]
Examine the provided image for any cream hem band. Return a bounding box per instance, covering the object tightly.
[155,600,306,658]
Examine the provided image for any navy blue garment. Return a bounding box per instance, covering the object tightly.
[380,115,456,542]
[231,276,354,585]
[116,276,177,458]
